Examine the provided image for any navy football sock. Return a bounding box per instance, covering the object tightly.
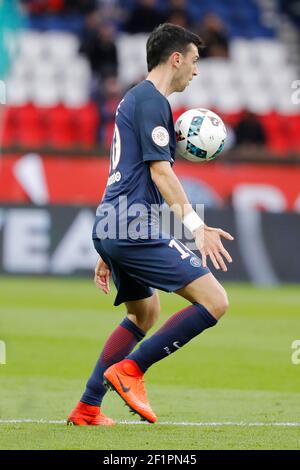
[81,317,145,406]
[127,303,217,373]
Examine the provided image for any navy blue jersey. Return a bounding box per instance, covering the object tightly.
[92,80,210,305]
[93,80,176,238]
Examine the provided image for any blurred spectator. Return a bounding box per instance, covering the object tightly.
[279,0,300,26]
[83,7,102,31]
[80,20,118,79]
[166,0,191,28]
[124,0,167,34]
[168,0,186,7]
[96,75,122,145]
[63,0,98,15]
[167,10,190,28]
[235,111,266,147]
[197,13,229,58]
[98,0,122,26]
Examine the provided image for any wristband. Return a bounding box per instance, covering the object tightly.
[183,210,204,233]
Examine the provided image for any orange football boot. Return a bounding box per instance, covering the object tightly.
[67,401,115,426]
[104,359,157,423]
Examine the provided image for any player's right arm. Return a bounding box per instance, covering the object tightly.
[150,160,234,271]
[94,257,111,294]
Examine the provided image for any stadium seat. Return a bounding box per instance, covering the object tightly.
[63,57,91,84]
[18,31,46,61]
[253,39,287,68]
[117,34,148,87]
[201,59,236,91]
[214,88,243,113]
[244,89,273,114]
[62,82,90,108]
[275,90,300,115]
[181,73,214,108]
[286,115,300,153]
[258,112,289,155]
[44,31,79,63]
[230,39,255,66]
[265,67,297,106]
[9,59,32,82]
[2,107,18,147]
[219,111,243,127]
[72,102,100,149]
[46,105,75,148]
[235,65,264,91]
[17,104,45,147]
[34,59,58,83]
[31,58,61,106]
[6,77,30,106]
[62,57,92,107]
[32,80,61,106]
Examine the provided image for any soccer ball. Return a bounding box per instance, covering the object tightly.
[175,108,226,162]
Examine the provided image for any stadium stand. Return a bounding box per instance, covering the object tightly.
[2,0,300,156]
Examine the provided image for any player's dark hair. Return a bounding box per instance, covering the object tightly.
[146,23,204,72]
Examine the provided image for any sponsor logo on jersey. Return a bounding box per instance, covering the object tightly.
[151,126,169,147]
[107,171,121,186]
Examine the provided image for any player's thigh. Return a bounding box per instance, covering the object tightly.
[175,272,229,320]
[125,290,160,333]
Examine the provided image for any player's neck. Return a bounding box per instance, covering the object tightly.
[146,68,175,97]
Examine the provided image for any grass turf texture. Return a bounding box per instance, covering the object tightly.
[0,277,300,450]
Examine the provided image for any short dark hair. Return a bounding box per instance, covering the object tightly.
[146,23,204,72]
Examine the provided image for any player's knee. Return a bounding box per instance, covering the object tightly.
[127,295,160,333]
[146,303,160,330]
[198,286,229,320]
[145,295,161,330]
[209,289,229,320]
[130,307,159,332]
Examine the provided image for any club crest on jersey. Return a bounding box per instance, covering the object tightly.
[190,256,201,267]
[152,126,169,147]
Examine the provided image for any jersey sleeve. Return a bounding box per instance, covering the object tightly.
[135,96,173,163]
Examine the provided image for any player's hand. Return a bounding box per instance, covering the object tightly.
[94,257,111,294]
[194,226,234,272]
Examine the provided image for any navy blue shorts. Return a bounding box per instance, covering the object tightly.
[93,236,210,306]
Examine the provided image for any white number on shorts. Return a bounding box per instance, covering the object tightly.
[168,239,190,259]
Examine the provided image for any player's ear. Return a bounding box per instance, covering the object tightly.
[171,51,182,68]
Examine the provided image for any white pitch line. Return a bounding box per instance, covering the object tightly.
[0,419,300,427]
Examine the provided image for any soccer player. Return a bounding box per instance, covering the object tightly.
[67,23,233,426]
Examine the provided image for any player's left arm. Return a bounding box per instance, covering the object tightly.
[136,96,233,271]
[94,257,111,294]
[150,160,234,271]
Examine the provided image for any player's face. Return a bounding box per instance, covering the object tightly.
[174,43,199,92]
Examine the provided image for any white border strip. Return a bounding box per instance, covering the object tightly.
[0,419,300,427]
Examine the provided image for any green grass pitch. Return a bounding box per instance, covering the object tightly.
[0,276,300,450]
